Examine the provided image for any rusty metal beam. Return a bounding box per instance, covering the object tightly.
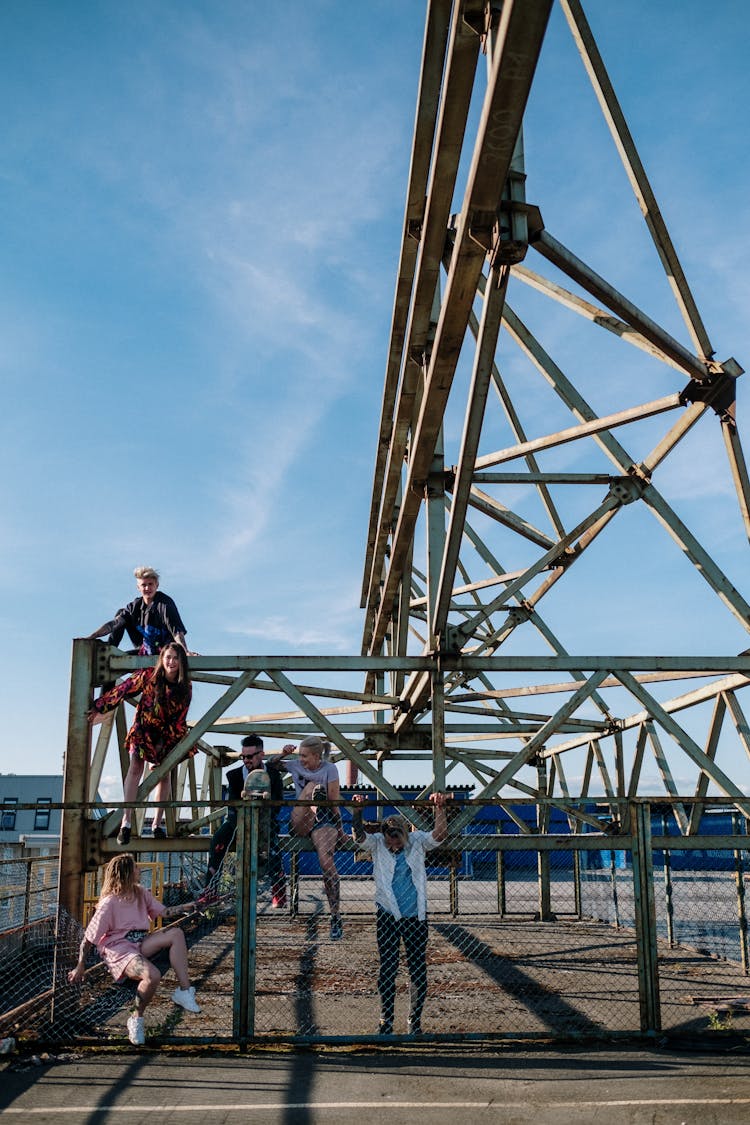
[559,0,714,361]
[532,230,711,383]
[364,0,554,656]
[362,3,481,627]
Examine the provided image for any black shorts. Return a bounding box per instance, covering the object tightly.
[312,807,338,829]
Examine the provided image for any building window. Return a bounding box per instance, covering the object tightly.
[33,798,52,832]
[1,798,17,831]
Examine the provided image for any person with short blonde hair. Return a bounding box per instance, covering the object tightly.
[88,566,192,655]
[67,853,201,1046]
[133,565,159,581]
[268,736,344,940]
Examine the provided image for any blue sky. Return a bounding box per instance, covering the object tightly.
[1,1,748,787]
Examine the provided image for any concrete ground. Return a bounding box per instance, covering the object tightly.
[2,1043,750,1125]
[31,907,750,1046]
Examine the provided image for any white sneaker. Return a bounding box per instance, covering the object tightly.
[171,985,201,1014]
[126,1014,145,1046]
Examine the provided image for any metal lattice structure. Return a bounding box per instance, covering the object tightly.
[358,0,750,802]
[57,0,750,922]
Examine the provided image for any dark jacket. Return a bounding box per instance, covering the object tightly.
[108,591,187,654]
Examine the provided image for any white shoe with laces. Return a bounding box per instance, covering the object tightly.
[171,985,201,1013]
[126,1014,145,1046]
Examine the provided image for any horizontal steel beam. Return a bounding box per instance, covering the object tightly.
[104,653,750,674]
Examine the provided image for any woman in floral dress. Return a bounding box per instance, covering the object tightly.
[89,641,192,844]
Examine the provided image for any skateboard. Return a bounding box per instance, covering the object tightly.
[241,768,272,876]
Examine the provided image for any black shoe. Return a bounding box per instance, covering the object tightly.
[153,826,167,839]
[117,826,131,846]
[377,1019,393,1036]
[407,1017,422,1037]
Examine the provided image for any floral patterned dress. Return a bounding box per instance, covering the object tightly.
[93,668,192,764]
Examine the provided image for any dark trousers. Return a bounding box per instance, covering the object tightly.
[206,817,284,892]
[206,818,236,883]
[376,905,428,1024]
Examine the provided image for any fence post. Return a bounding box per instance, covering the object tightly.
[496,825,506,916]
[631,800,661,1034]
[536,762,552,921]
[661,812,674,948]
[233,801,259,1047]
[290,850,299,916]
[609,849,621,929]
[449,860,458,916]
[732,812,749,975]
[431,662,446,793]
[537,847,552,920]
[54,638,97,1024]
[22,861,32,951]
[59,639,97,921]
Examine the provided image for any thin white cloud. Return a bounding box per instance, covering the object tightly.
[227,615,345,650]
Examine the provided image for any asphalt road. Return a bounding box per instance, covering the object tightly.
[2,1043,750,1125]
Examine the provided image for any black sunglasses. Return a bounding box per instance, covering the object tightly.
[383,825,404,838]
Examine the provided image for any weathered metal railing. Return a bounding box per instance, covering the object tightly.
[2,796,748,1047]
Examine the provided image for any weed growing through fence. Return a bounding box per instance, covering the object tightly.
[707,1009,734,1032]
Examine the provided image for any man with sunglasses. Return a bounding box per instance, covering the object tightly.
[351,791,448,1036]
[204,735,287,907]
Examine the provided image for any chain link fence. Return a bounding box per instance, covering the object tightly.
[1,799,749,1046]
[0,857,58,932]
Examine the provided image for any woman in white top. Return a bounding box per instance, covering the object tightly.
[268,736,344,941]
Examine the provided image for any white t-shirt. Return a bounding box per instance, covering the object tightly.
[278,757,339,797]
[358,830,439,921]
